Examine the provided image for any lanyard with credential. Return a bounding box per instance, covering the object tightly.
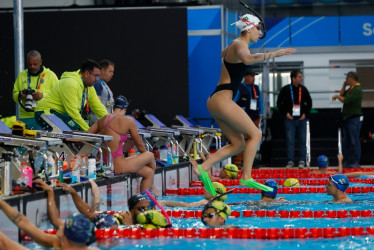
[81,78,89,112]
[100,79,112,100]
[251,84,257,99]
[346,83,360,95]
[290,84,302,104]
[27,71,45,90]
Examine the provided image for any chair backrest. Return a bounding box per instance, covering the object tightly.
[43,114,72,132]
[0,120,12,134]
[145,114,166,128]
[175,115,194,127]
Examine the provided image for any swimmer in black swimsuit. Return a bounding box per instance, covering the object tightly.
[194,13,296,193]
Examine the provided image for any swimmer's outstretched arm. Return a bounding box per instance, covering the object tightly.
[89,179,101,211]
[160,199,208,208]
[0,231,28,250]
[336,154,374,177]
[33,179,64,229]
[0,199,60,248]
[58,183,97,221]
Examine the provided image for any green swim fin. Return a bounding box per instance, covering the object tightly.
[240,178,274,192]
[197,165,216,196]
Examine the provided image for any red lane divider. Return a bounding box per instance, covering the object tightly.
[98,209,374,219]
[166,186,374,195]
[93,226,374,239]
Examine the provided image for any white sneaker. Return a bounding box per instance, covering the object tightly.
[285,161,294,168]
[298,161,305,169]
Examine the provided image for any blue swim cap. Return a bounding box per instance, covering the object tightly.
[141,189,157,208]
[114,95,129,109]
[64,213,93,244]
[317,155,329,168]
[330,174,349,192]
[261,179,278,198]
[93,213,118,229]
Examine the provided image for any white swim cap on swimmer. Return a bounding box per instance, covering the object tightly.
[232,14,261,32]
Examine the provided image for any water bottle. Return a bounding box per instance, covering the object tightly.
[58,158,64,183]
[80,154,88,177]
[160,146,167,161]
[166,142,173,165]
[172,143,179,164]
[128,148,136,157]
[1,152,13,197]
[70,159,80,184]
[88,157,96,180]
[74,156,82,181]
[47,152,57,177]
[152,146,160,160]
[21,162,33,188]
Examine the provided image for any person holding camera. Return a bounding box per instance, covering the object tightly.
[35,59,108,132]
[12,50,59,129]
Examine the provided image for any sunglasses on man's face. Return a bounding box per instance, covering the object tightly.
[136,206,152,212]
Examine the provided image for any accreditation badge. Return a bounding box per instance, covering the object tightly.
[250,99,257,110]
[106,101,113,108]
[292,104,301,116]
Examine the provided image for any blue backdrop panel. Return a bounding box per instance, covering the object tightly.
[188,7,221,30]
[251,17,290,48]
[290,16,339,46]
[341,16,374,45]
[227,10,238,35]
[188,35,222,127]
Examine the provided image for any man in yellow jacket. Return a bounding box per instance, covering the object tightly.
[12,50,59,129]
[35,59,107,132]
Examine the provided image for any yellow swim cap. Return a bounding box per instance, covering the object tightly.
[210,200,231,219]
[136,210,168,229]
[212,182,227,201]
[224,164,238,179]
[283,178,300,187]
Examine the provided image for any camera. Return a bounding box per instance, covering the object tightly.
[21,88,35,112]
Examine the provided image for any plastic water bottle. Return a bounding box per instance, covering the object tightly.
[70,159,80,183]
[21,162,33,188]
[58,158,64,183]
[74,156,82,181]
[160,146,167,161]
[1,152,13,196]
[80,154,88,177]
[172,143,179,164]
[166,142,173,165]
[128,148,136,157]
[47,152,57,177]
[88,157,96,180]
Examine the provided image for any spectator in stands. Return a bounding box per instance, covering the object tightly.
[35,59,107,132]
[12,50,59,130]
[277,70,312,169]
[332,71,363,168]
[0,196,97,249]
[87,95,158,196]
[326,174,352,203]
[194,13,295,194]
[90,60,115,125]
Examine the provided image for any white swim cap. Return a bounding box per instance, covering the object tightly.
[232,14,261,32]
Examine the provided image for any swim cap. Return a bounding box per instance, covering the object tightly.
[224,164,239,179]
[261,179,279,198]
[64,213,93,244]
[317,155,329,168]
[141,189,157,208]
[114,95,129,109]
[93,213,118,229]
[208,200,232,219]
[232,14,261,32]
[283,178,300,187]
[213,182,227,201]
[330,174,349,192]
[136,210,168,229]
[128,194,147,211]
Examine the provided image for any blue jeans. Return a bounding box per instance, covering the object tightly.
[342,116,362,164]
[284,118,307,162]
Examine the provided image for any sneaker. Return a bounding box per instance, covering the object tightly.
[285,161,294,168]
[298,161,305,169]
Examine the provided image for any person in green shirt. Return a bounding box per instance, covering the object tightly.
[35,59,107,132]
[332,71,363,168]
[12,50,59,129]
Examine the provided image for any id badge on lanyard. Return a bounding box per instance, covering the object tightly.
[292,104,301,116]
[250,99,257,110]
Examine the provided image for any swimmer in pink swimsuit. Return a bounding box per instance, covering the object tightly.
[88,95,159,196]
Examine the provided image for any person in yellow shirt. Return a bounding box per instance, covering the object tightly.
[12,50,59,129]
[35,59,107,132]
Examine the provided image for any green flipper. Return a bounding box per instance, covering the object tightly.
[197,165,216,196]
[240,178,274,192]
